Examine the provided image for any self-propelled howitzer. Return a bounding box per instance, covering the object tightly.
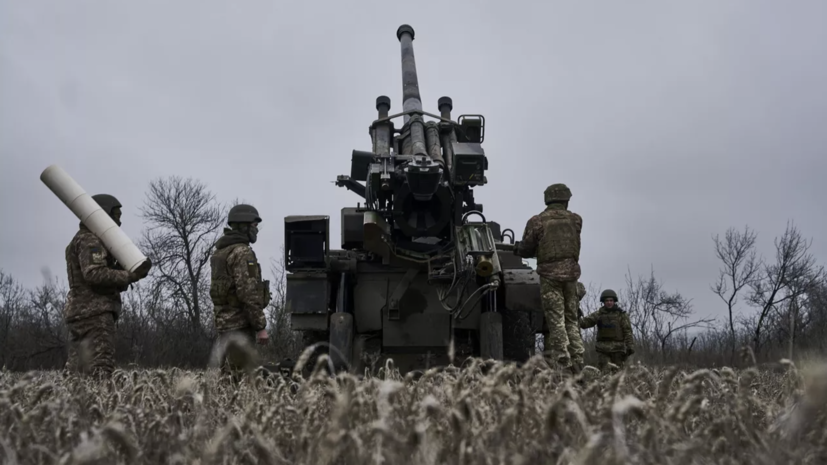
[283,25,545,374]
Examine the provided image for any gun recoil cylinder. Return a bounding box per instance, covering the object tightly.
[438,96,452,119]
[376,95,391,118]
[373,95,392,156]
[438,96,455,169]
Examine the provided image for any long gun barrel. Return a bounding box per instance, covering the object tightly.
[397,25,422,123]
[397,25,429,158]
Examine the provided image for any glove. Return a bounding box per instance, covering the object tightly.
[626,347,635,356]
[578,307,584,319]
[512,240,522,257]
[129,258,153,282]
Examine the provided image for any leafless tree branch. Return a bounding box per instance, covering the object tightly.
[710,225,762,361]
[747,221,824,354]
[623,266,712,360]
[138,176,226,332]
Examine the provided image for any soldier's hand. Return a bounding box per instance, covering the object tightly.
[512,241,522,256]
[256,329,269,345]
[129,258,152,282]
[626,347,635,356]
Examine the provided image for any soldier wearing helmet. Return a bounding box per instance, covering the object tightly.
[579,289,635,370]
[513,183,585,373]
[209,204,271,379]
[63,193,153,378]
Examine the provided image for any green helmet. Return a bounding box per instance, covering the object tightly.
[92,194,122,215]
[544,183,572,204]
[600,289,618,303]
[228,204,261,224]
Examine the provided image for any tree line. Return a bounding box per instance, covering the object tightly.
[1,176,825,371]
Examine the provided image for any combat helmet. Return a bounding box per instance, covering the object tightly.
[227,204,262,224]
[600,289,618,303]
[544,183,572,204]
[92,194,122,215]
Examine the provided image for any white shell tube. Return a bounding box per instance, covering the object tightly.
[40,164,148,273]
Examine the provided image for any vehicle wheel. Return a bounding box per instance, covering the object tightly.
[299,330,329,375]
[480,311,504,360]
[502,307,534,364]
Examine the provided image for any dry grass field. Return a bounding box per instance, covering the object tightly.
[1,351,826,465]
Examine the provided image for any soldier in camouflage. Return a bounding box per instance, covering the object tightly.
[579,289,635,370]
[63,194,152,377]
[514,183,585,373]
[209,204,271,379]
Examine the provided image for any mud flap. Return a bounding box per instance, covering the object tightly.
[329,312,354,372]
[479,311,504,360]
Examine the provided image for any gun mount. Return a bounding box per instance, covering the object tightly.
[284,25,544,374]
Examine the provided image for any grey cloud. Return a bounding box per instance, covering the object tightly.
[1,0,825,324]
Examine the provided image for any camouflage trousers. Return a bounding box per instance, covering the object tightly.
[596,351,628,370]
[213,328,260,382]
[540,277,584,368]
[65,311,116,378]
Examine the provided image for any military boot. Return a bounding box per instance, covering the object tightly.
[555,357,573,374]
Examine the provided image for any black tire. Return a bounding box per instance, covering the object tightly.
[299,330,329,375]
[502,308,535,364]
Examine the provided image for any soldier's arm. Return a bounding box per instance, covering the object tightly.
[228,247,268,332]
[579,311,598,329]
[621,312,635,349]
[112,261,130,291]
[515,215,540,258]
[77,237,132,287]
[572,212,583,234]
[576,282,587,301]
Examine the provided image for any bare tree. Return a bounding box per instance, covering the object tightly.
[624,266,714,361]
[748,221,824,355]
[711,225,762,361]
[756,267,824,360]
[803,279,827,352]
[263,248,301,360]
[26,276,68,360]
[0,271,26,368]
[139,176,225,332]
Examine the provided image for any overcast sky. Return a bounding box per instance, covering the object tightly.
[1,1,825,325]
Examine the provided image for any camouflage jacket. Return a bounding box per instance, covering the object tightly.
[209,230,269,333]
[64,224,133,322]
[515,203,582,281]
[579,306,634,354]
